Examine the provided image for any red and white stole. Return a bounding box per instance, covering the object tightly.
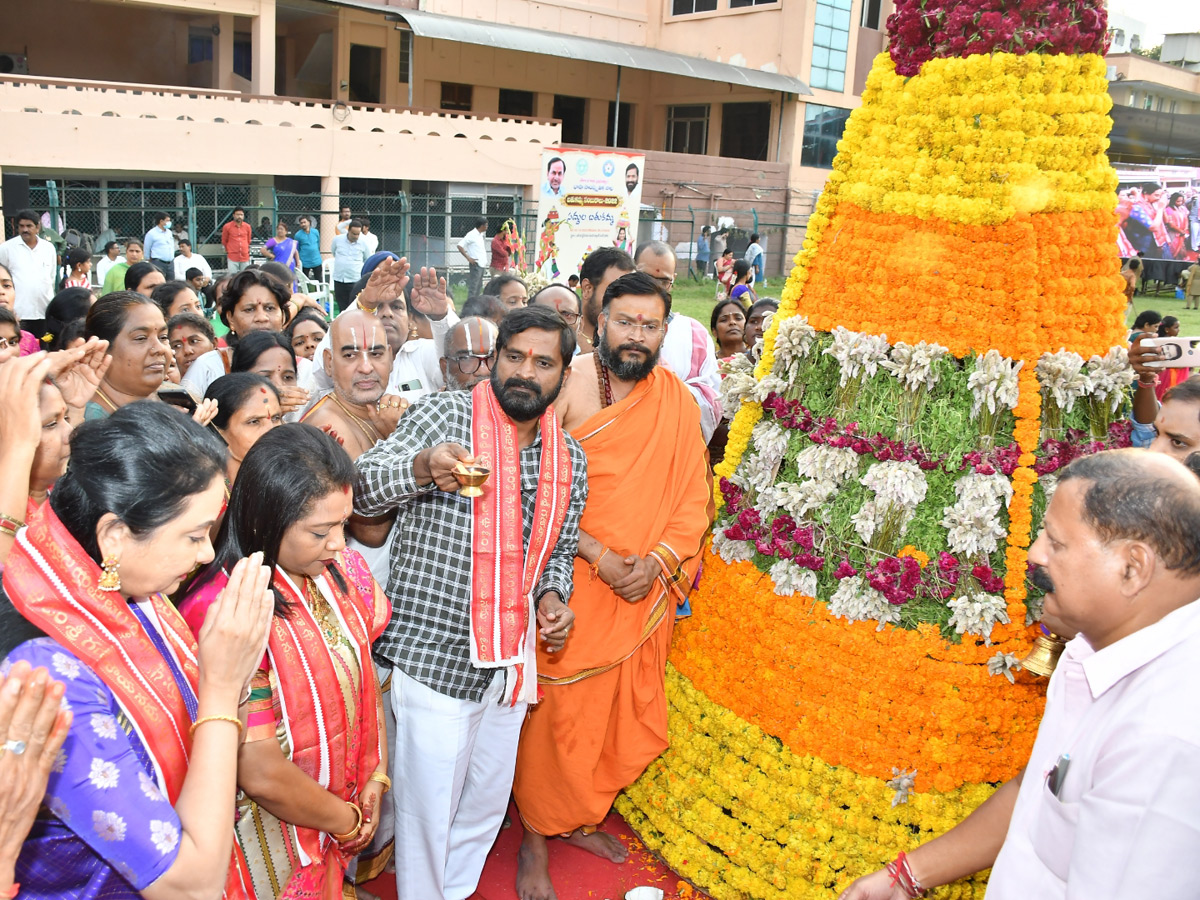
[267,560,383,894]
[468,379,572,705]
[2,503,252,899]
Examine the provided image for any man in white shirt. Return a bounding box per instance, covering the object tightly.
[330,219,369,312]
[172,239,212,284]
[841,448,1200,900]
[634,241,722,443]
[0,208,57,333]
[456,216,489,299]
[359,217,379,256]
[335,205,353,235]
[94,241,125,287]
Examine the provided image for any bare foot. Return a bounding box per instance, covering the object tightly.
[563,828,629,863]
[517,831,558,900]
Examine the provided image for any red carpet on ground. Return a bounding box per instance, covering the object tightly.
[363,801,698,900]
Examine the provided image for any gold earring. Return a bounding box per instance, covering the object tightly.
[408,324,420,339]
[98,556,122,592]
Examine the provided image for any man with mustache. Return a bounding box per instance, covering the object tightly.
[513,272,712,900]
[841,449,1200,900]
[354,305,588,900]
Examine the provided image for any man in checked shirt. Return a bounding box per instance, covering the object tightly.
[353,305,588,900]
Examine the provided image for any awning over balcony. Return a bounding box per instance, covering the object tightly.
[387,7,811,96]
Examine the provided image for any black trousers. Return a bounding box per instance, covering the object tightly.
[302,265,323,281]
[334,280,354,314]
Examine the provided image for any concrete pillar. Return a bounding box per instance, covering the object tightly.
[251,0,277,95]
[320,175,340,255]
[214,14,235,91]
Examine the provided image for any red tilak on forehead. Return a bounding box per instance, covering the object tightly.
[635,313,645,323]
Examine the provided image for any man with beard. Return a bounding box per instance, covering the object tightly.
[354,305,588,900]
[441,316,498,391]
[842,449,1200,900]
[576,246,635,352]
[513,272,711,900]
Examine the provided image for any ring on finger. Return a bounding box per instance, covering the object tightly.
[2,739,27,756]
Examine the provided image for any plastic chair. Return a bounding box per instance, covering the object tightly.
[297,269,333,317]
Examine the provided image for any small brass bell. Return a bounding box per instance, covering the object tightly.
[1019,626,1066,677]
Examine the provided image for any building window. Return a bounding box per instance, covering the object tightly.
[800,103,850,168]
[188,32,213,64]
[720,102,771,161]
[667,104,709,155]
[729,0,777,7]
[1143,93,1153,110]
[861,0,882,29]
[553,95,587,144]
[441,82,473,112]
[810,0,851,92]
[499,89,535,117]
[398,30,412,84]
[233,35,252,81]
[672,0,717,13]
[607,101,634,147]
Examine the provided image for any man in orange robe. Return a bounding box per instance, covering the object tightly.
[513,271,712,900]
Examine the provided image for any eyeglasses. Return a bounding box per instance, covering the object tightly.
[558,310,581,325]
[450,352,495,374]
[641,273,674,291]
[608,317,662,337]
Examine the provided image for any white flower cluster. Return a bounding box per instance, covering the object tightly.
[741,421,791,492]
[712,530,755,564]
[768,559,819,597]
[717,353,757,414]
[947,591,1011,644]
[767,444,862,521]
[772,315,817,379]
[751,374,789,404]
[825,326,891,387]
[968,350,1023,418]
[852,461,929,543]
[941,472,1013,558]
[1085,346,1133,414]
[828,575,902,630]
[881,341,949,393]
[1036,350,1090,413]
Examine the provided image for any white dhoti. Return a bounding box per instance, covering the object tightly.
[389,667,526,900]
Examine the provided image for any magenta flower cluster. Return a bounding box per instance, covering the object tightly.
[886,0,1110,77]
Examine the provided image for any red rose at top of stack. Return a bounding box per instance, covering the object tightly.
[886,0,1111,76]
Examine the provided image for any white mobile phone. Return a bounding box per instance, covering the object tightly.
[1143,337,1200,369]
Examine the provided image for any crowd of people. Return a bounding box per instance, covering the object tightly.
[4,200,1200,900]
[0,216,717,900]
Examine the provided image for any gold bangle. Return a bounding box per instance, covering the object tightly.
[0,523,18,539]
[331,801,363,842]
[0,513,25,533]
[189,714,244,740]
[368,772,392,793]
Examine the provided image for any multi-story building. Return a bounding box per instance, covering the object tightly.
[2,0,893,274]
[1106,46,1200,165]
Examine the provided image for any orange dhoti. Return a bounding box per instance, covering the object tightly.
[513,368,712,835]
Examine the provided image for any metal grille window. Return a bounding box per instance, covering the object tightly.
[398,30,412,84]
[729,0,777,7]
[800,103,850,169]
[671,0,717,14]
[666,105,709,155]
[810,0,851,92]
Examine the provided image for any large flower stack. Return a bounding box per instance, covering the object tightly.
[617,3,1130,898]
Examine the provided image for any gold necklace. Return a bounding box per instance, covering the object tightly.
[94,386,119,413]
[304,577,346,648]
[330,394,381,444]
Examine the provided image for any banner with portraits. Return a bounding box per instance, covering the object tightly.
[533,148,646,282]
[1117,166,1200,263]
